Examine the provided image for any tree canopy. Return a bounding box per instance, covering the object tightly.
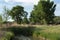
[9,5,28,24]
[30,0,56,24]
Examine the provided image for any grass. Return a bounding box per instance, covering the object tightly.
[34,25,60,40]
[0,26,36,40]
[0,25,60,40]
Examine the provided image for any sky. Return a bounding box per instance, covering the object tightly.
[0,0,60,18]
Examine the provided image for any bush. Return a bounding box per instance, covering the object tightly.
[1,26,36,36]
[1,32,14,40]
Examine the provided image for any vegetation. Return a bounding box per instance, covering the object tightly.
[1,32,14,40]
[0,0,60,40]
[9,5,28,24]
[54,16,60,24]
[0,26,35,40]
[1,25,60,40]
[30,0,56,24]
[0,15,3,23]
[0,0,58,25]
[2,6,10,22]
[34,25,60,40]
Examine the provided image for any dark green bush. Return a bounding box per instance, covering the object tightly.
[2,26,35,37]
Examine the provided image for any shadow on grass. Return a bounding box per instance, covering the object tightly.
[1,26,36,37]
[0,26,45,40]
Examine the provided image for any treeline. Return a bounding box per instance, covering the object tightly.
[0,0,60,25]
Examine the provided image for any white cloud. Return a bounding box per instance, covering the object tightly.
[55,3,60,16]
[51,0,53,1]
[5,0,39,5]
[5,0,10,2]
[5,0,54,5]
[4,0,60,16]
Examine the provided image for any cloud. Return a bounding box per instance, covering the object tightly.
[51,0,53,1]
[4,0,60,16]
[4,0,39,14]
[5,0,39,5]
[5,0,54,5]
[55,3,60,16]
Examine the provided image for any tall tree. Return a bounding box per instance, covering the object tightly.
[30,0,56,24]
[3,6,10,22]
[9,5,28,24]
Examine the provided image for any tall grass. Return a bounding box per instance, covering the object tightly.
[1,25,60,40]
[34,25,60,40]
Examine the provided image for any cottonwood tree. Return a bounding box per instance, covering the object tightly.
[30,0,56,24]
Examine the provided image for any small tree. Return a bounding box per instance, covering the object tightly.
[0,15,3,27]
[9,5,28,24]
[54,16,60,24]
[3,6,10,22]
[0,15,3,23]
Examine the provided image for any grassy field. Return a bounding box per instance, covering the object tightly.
[0,25,60,40]
[33,25,60,40]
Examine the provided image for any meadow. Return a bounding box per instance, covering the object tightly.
[34,25,60,40]
[0,25,60,40]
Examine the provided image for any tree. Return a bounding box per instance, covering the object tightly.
[30,0,56,24]
[0,15,3,27]
[54,16,60,24]
[3,6,10,22]
[0,15,3,23]
[9,5,28,24]
[22,11,29,24]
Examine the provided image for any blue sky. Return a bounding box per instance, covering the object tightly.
[0,0,60,17]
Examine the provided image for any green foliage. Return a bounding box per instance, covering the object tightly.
[9,5,28,24]
[38,26,60,40]
[30,0,56,24]
[3,27,35,36]
[54,16,60,24]
[0,15,3,23]
[1,32,14,40]
[22,11,29,24]
[32,25,60,40]
[1,26,36,40]
[1,26,60,40]
[22,17,29,24]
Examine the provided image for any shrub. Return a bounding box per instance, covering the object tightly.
[1,32,14,40]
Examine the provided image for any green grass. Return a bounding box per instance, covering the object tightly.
[1,25,60,40]
[34,25,60,40]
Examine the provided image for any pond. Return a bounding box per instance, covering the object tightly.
[13,35,32,40]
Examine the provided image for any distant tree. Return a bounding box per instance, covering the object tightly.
[0,15,3,27]
[30,0,56,24]
[9,5,28,24]
[22,11,29,24]
[54,16,60,24]
[3,6,10,22]
[0,15,2,23]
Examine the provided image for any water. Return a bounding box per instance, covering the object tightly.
[14,35,32,40]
